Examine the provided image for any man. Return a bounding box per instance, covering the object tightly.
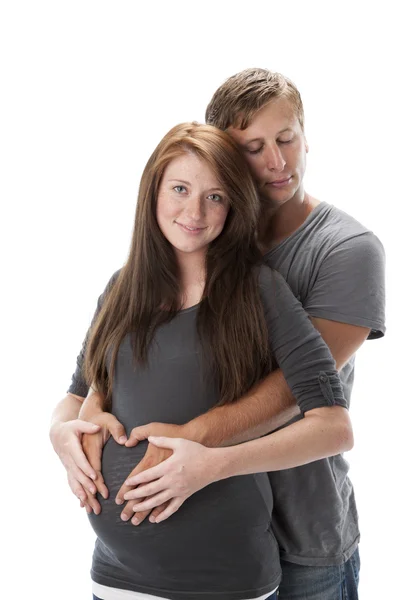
[50,68,385,599]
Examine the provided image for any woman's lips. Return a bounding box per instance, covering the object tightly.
[176,222,207,234]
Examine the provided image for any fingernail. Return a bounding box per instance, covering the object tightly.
[90,487,96,494]
[119,436,127,444]
[90,474,97,480]
[149,516,156,523]
[132,517,139,525]
[115,498,123,505]
[121,513,129,521]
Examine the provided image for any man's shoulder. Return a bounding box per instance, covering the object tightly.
[307,202,382,254]
[313,201,369,236]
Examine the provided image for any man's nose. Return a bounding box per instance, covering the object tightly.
[263,145,286,172]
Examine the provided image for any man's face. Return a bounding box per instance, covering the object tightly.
[227,97,308,208]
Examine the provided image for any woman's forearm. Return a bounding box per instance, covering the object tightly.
[214,406,353,480]
[50,393,84,429]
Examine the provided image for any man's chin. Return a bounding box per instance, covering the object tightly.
[258,190,283,210]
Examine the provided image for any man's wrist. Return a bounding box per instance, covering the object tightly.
[179,420,216,446]
[79,393,105,420]
[181,408,228,447]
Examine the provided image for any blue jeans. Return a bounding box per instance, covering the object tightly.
[277,547,360,599]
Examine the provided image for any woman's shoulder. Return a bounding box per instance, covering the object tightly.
[257,263,299,314]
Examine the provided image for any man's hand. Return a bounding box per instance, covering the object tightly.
[115,422,184,526]
[122,436,218,522]
[80,412,128,514]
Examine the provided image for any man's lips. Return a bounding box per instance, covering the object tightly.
[266,176,293,188]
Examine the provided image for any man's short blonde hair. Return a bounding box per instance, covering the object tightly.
[206,68,304,131]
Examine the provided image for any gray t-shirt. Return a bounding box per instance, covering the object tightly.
[68,264,346,599]
[264,201,386,566]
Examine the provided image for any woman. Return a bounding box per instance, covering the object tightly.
[54,122,351,600]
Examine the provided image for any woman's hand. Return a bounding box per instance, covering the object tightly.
[50,419,101,506]
[122,436,219,523]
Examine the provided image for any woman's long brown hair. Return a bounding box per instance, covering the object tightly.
[84,123,271,409]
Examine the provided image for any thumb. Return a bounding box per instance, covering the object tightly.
[107,415,127,445]
[147,436,179,450]
[78,421,101,434]
[125,426,148,447]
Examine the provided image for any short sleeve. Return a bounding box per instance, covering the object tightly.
[259,266,347,414]
[67,270,121,397]
[304,232,386,339]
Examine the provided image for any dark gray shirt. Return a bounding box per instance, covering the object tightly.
[265,202,386,566]
[68,264,345,599]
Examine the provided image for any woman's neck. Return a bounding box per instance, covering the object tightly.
[175,250,206,309]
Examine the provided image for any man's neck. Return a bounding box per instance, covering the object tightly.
[260,192,320,252]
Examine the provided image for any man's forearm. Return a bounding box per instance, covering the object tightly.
[183,369,299,448]
[79,388,105,419]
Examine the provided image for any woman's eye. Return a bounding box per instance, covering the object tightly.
[278,138,293,145]
[208,194,222,203]
[173,185,186,193]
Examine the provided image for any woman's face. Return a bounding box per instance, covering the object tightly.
[156,152,229,260]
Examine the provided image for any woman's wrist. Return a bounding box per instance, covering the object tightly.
[207,446,238,483]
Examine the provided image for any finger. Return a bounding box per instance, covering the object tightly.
[85,490,102,515]
[107,415,128,445]
[93,471,109,500]
[151,497,185,523]
[124,433,141,448]
[125,426,149,447]
[84,503,93,514]
[69,437,98,480]
[120,482,154,520]
[148,502,169,523]
[124,462,167,487]
[124,479,164,501]
[120,499,137,522]
[147,435,179,450]
[83,442,109,499]
[131,509,151,526]
[77,422,101,434]
[116,480,134,505]
[69,464,99,496]
[129,490,172,513]
[116,464,144,504]
[67,471,88,503]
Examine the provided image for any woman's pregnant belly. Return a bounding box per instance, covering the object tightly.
[88,438,280,594]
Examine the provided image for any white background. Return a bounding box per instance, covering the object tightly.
[1,1,398,599]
